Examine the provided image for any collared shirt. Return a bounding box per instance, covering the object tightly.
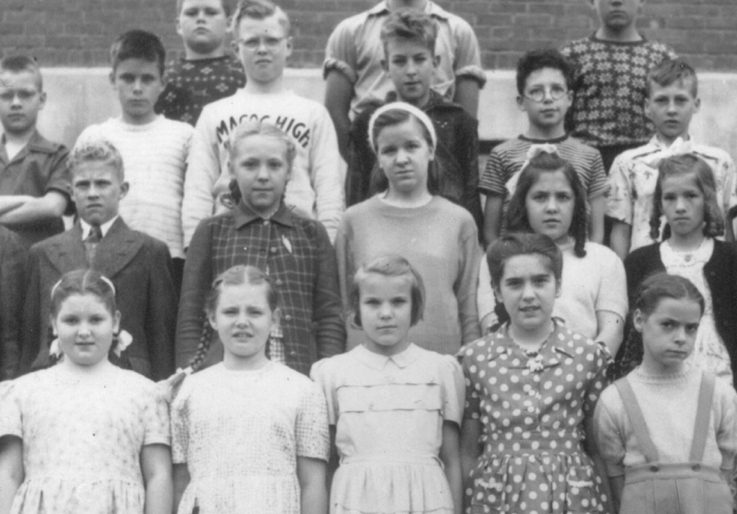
[79,216,119,240]
[0,131,70,246]
[177,202,345,375]
[324,0,486,118]
[606,136,737,252]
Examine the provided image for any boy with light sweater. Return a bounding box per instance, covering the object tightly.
[183,0,344,245]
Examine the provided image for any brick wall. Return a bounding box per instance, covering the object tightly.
[1,0,736,70]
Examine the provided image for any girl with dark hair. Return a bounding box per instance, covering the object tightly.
[478,148,627,355]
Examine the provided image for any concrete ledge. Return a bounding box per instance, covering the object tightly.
[36,68,737,158]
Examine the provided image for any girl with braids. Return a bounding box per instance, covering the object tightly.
[478,148,627,355]
[171,265,329,514]
[618,154,737,384]
[176,118,344,375]
[0,269,171,514]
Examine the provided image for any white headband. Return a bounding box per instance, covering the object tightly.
[367,101,438,152]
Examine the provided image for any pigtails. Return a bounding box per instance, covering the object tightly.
[188,320,214,372]
[228,178,242,205]
[649,176,665,241]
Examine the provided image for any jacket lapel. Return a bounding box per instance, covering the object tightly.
[48,225,88,274]
[93,218,144,278]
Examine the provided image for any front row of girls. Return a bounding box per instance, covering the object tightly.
[1,244,735,514]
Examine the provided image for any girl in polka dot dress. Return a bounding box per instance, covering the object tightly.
[460,233,610,513]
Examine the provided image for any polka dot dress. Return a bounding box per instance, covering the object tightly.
[459,322,610,513]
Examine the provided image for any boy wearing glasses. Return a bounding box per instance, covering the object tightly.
[0,56,71,247]
[183,0,344,246]
[480,49,608,246]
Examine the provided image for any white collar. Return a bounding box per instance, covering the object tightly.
[80,216,118,240]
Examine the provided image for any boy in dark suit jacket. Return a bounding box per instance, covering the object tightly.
[20,139,177,379]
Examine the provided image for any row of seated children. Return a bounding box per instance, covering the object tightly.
[1,244,734,514]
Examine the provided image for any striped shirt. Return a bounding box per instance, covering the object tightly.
[76,116,193,259]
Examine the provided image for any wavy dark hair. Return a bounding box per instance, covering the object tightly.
[649,153,724,241]
[505,151,588,257]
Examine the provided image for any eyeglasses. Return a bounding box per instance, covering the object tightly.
[523,84,569,103]
[237,36,286,51]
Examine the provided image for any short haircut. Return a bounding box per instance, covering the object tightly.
[487,232,563,288]
[0,55,43,90]
[69,139,125,182]
[176,0,236,16]
[350,254,425,328]
[227,119,296,204]
[231,0,291,36]
[380,9,437,55]
[515,48,574,96]
[110,29,166,76]
[649,153,724,240]
[505,151,588,258]
[647,57,698,98]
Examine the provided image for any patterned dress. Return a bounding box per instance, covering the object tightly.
[0,365,169,514]
[459,322,610,513]
[171,361,329,513]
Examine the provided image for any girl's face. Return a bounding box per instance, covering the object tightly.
[525,169,575,245]
[209,282,275,368]
[376,117,433,196]
[494,254,559,335]
[634,297,701,374]
[359,273,413,356]
[52,293,120,368]
[660,173,705,239]
[231,134,290,216]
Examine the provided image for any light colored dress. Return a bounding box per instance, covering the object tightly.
[459,322,610,513]
[310,343,465,514]
[0,364,169,514]
[660,238,733,383]
[171,361,329,514]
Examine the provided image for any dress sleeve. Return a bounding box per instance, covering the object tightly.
[142,381,170,447]
[439,354,465,426]
[459,344,482,421]
[594,247,628,319]
[295,381,330,462]
[583,341,612,419]
[170,379,191,464]
[593,386,627,478]
[0,381,21,438]
[309,359,338,426]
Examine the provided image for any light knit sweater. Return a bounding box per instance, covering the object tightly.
[335,195,481,354]
[76,116,193,259]
[594,365,737,477]
[182,89,345,246]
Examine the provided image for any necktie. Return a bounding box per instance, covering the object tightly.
[85,224,102,264]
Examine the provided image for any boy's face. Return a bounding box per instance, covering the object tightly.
[177,0,229,57]
[517,67,572,130]
[72,161,128,226]
[645,79,699,144]
[382,37,438,107]
[0,70,46,137]
[110,58,165,125]
[590,0,643,32]
[234,14,292,85]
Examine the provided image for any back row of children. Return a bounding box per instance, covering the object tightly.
[2,239,735,514]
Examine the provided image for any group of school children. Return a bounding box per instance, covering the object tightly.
[0,0,736,513]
